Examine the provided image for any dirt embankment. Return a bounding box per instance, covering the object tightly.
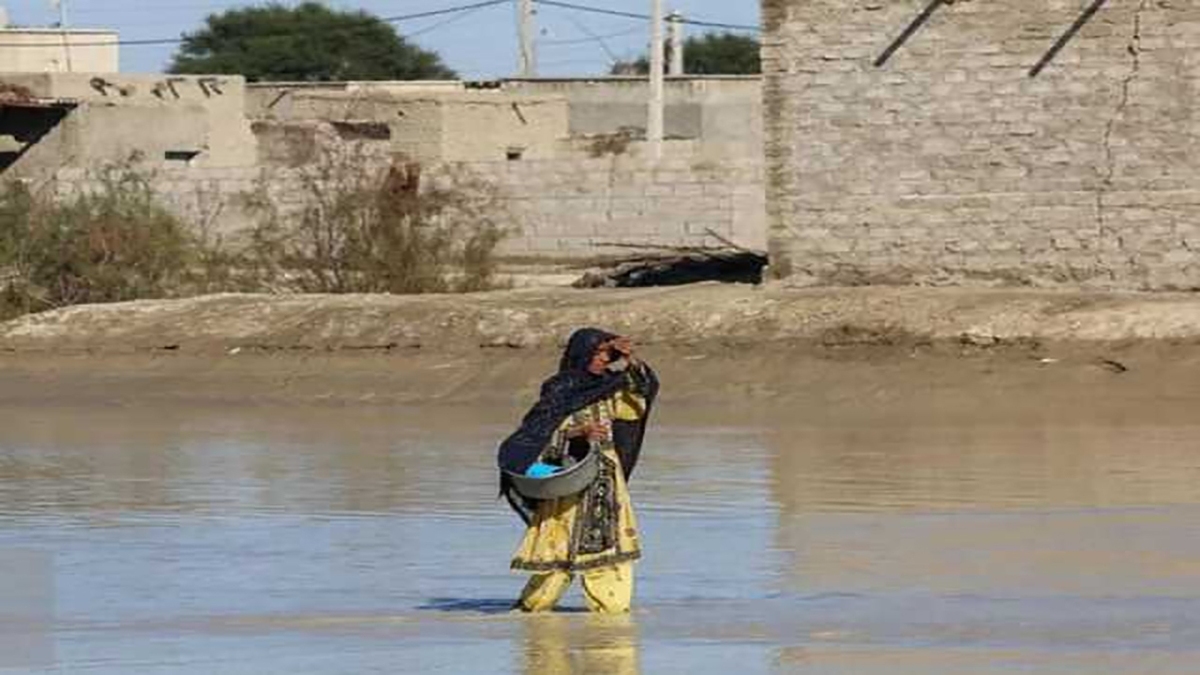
[5,285,1200,418]
[4,285,1200,355]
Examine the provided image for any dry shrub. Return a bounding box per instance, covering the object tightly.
[0,154,511,321]
[247,150,511,294]
[587,128,638,158]
[0,169,194,320]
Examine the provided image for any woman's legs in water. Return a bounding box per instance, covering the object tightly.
[518,563,633,613]
[581,563,633,613]
[517,571,572,612]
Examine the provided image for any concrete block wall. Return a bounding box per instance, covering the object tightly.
[762,0,1200,289]
[466,147,766,258]
[49,164,265,241]
[501,77,762,152]
[48,146,767,261]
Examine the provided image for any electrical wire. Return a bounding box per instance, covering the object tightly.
[0,0,513,48]
[540,25,642,47]
[556,12,620,62]
[406,1,504,38]
[381,0,510,28]
[533,0,759,32]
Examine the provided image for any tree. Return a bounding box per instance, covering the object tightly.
[170,3,456,82]
[610,32,761,76]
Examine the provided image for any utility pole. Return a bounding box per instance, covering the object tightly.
[647,0,665,159]
[517,0,537,78]
[667,11,684,76]
[51,0,74,72]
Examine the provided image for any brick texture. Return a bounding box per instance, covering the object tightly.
[49,147,766,260]
[763,0,1200,289]
[466,151,765,257]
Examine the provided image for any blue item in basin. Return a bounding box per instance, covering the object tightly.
[506,447,600,500]
[526,462,561,478]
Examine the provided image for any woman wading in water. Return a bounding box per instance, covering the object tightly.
[498,328,659,613]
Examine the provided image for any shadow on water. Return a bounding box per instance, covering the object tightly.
[418,598,596,615]
[418,598,518,614]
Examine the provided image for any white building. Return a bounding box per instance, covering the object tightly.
[0,10,118,74]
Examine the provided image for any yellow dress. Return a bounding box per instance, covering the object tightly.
[512,389,646,613]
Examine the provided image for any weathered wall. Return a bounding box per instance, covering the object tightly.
[46,141,766,260]
[501,77,762,156]
[1,73,256,173]
[249,77,764,161]
[470,145,766,257]
[763,0,1200,289]
[34,76,766,263]
[49,164,264,240]
[384,100,445,163]
[438,97,568,162]
[248,85,570,163]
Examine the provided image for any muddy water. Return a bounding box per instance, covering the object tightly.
[2,400,1200,674]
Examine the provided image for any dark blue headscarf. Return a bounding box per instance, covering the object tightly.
[498,328,623,474]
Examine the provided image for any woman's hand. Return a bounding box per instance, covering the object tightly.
[569,421,611,443]
[611,336,633,357]
[611,336,640,368]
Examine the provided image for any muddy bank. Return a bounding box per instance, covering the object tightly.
[4,285,1200,420]
[4,339,1200,429]
[4,285,1200,355]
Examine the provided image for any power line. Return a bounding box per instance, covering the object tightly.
[407,1,503,38]
[0,0,512,48]
[381,0,511,27]
[558,11,619,62]
[533,0,759,32]
[540,25,642,47]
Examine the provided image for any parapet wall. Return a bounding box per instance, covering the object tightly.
[763,0,1200,289]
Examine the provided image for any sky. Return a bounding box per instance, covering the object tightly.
[1,0,761,78]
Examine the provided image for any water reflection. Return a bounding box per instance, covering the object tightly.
[767,418,1200,600]
[520,614,640,675]
[769,422,1200,514]
[3,400,1200,674]
[0,405,506,518]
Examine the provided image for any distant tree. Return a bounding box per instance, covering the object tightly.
[610,32,761,76]
[169,3,456,82]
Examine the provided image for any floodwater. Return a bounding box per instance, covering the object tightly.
[3,399,1200,674]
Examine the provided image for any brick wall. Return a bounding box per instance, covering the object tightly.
[48,143,766,260]
[763,0,1200,289]
[50,166,263,242]
[467,146,766,258]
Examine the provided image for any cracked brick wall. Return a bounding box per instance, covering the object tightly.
[763,0,1200,289]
